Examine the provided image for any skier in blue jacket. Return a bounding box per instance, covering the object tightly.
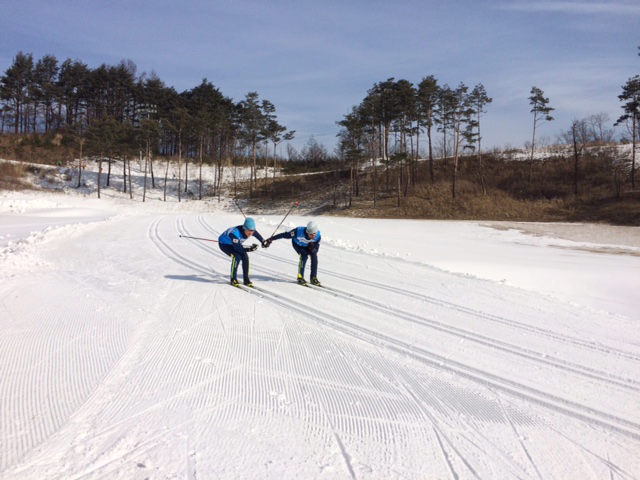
[265,221,322,285]
[218,217,267,287]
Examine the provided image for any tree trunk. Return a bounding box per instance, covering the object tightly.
[573,133,580,196]
[76,140,84,188]
[163,158,169,202]
[184,153,189,194]
[128,157,133,199]
[477,120,486,195]
[632,114,637,191]
[452,121,461,200]
[428,125,435,184]
[150,155,155,188]
[98,157,103,199]
[530,113,537,183]
[199,134,204,200]
[272,141,278,201]
[143,144,148,203]
[178,134,182,202]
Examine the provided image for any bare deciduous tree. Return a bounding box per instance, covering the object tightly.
[560,118,591,195]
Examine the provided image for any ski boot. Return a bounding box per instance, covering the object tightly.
[243,278,254,287]
[230,278,240,287]
[297,275,307,285]
[310,276,321,286]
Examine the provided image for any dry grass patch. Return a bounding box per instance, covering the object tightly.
[0,161,35,191]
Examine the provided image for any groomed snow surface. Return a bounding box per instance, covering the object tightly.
[1,172,640,478]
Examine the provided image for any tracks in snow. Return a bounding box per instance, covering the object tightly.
[150,214,640,442]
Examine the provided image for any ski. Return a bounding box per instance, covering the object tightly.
[297,281,341,297]
[306,283,344,297]
[231,283,263,294]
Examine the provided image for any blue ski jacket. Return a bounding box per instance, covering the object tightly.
[272,226,321,248]
[219,225,264,254]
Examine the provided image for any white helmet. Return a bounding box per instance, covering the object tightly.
[306,221,319,235]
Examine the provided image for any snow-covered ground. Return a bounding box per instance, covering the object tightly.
[1,160,640,479]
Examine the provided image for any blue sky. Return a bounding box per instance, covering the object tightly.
[1,0,638,154]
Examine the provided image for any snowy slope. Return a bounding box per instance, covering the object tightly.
[1,162,640,478]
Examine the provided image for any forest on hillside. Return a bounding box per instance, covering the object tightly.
[1,51,639,225]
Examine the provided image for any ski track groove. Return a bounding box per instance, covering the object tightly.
[149,214,640,443]
[192,216,640,395]
[43,217,234,448]
[0,279,130,471]
[197,214,640,364]
[397,371,521,479]
[311,284,640,392]
[495,394,544,480]
[109,213,636,480]
[292,324,359,480]
[432,427,459,480]
[545,423,636,480]
[158,216,640,440]
[13,212,637,477]
[336,339,535,478]
[319,243,640,359]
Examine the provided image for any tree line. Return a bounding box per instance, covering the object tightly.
[1,50,638,204]
[0,51,295,200]
[335,77,492,201]
[335,74,639,202]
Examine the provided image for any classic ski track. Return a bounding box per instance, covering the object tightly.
[3,217,215,477]
[188,215,640,395]
[151,215,640,442]
[0,270,146,472]
[196,214,640,363]
[330,334,535,478]
[248,282,640,442]
[19,216,263,478]
[189,215,640,394]
[310,284,640,392]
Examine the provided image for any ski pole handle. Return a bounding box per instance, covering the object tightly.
[179,235,219,243]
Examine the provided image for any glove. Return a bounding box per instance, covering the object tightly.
[246,244,258,252]
[308,242,318,253]
[262,238,272,248]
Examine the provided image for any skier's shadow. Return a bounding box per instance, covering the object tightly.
[165,274,217,284]
[165,274,282,285]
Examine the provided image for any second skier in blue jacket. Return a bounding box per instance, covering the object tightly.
[265,221,322,285]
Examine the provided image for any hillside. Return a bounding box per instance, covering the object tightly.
[1,140,639,225]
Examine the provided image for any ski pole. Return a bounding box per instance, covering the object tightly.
[234,199,247,218]
[179,235,219,243]
[269,201,299,238]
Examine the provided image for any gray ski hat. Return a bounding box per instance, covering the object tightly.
[306,221,318,235]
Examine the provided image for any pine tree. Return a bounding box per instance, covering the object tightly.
[417,75,439,183]
[468,84,492,194]
[614,76,640,190]
[0,52,34,134]
[528,86,554,181]
[237,92,267,194]
[32,54,60,132]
